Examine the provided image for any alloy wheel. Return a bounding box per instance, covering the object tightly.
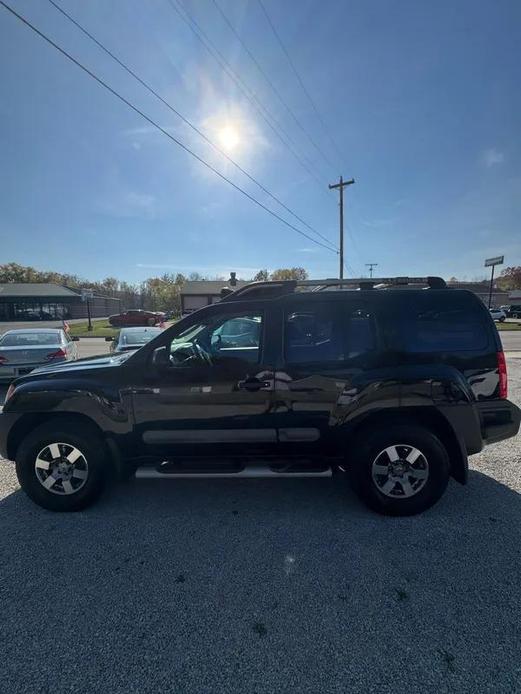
[34,442,89,496]
[371,444,429,498]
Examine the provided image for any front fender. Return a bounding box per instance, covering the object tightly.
[4,379,132,435]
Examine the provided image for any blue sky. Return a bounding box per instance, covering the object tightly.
[1,0,520,283]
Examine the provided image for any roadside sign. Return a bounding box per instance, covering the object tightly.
[484,256,505,309]
[484,256,504,267]
[81,288,94,302]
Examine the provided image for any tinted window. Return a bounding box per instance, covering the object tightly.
[169,313,263,365]
[284,302,376,364]
[214,317,261,344]
[384,293,489,352]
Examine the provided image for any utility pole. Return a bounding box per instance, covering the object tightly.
[329,176,355,279]
[365,263,378,278]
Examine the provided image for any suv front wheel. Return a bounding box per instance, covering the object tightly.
[348,425,450,516]
[15,422,108,512]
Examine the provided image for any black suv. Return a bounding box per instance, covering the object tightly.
[1,277,519,515]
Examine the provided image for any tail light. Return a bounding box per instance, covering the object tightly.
[497,351,507,399]
[0,355,8,364]
[46,348,67,361]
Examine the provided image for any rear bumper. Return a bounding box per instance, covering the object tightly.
[477,399,521,446]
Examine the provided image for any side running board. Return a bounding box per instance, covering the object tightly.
[135,465,332,479]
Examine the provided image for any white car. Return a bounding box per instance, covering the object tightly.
[489,308,506,322]
[0,328,79,381]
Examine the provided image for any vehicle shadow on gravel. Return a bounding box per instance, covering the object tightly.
[0,469,520,693]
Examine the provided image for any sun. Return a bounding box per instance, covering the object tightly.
[218,125,240,152]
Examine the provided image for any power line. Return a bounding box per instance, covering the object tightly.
[46,0,337,251]
[365,263,378,278]
[345,221,364,267]
[0,0,337,254]
[257,0,345,166]
[343,261,355,278]
[211,0,335,172]
[166,0,327,193]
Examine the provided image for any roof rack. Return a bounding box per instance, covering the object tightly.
[221,276,446,302]
[220,280,297,301]
[302,276,447,291]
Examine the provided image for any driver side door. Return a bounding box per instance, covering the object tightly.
[131,304,277,460]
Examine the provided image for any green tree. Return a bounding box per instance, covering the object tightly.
[498,267,521,290]
[141,273,186,313]
[101,277,120,295]
[0,262,38,282]
[253,269,269,281]
[270,267,308,281]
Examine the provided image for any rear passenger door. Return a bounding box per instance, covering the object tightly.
[274,298,381,454]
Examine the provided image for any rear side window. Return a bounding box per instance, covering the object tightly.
[384,293,489,352]
[284,301,376,365]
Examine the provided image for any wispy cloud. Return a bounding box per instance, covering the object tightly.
[297,247,318,253]
[482,147,505,167]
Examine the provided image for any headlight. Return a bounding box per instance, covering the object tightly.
[5,384,16,403]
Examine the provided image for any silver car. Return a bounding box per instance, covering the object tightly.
[0,329,79,381]
[489,308,506,323]
[106,326,163,353]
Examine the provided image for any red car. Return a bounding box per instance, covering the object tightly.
[108,309,163,327]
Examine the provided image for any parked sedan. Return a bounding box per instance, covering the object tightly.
[506,305,521,319]
[0,329,79,381]
[108,309,163,327]
[489,308,506,322]
[106,326,163,353]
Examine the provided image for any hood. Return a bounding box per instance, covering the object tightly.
[26,352,131,377]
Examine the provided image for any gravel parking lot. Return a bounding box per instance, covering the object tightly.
[0,358,520,693]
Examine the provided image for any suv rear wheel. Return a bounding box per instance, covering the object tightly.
[348,425,450,516]
[15,422,108,512]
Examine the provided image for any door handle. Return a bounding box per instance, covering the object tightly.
[237,378,270,392]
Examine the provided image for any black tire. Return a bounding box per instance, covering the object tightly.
[348,424,450,516]
[15,422,108,512]
[499,316,506,323]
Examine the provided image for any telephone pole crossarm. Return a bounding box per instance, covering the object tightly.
[365,263,378,279]
[328,177,355,279]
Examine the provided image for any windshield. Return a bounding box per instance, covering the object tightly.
[120,329,161,345]
[0,332,60,346]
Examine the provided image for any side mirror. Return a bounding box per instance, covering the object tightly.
[71,336,80,342]
[152,345,170,369]
[105,336,114,342]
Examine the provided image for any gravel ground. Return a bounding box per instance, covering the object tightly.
[0,359,520,693]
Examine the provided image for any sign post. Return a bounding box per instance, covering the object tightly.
[81,289,94,331]
[484,256,504,309]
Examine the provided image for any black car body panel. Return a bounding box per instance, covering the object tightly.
[1,287,519,487]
